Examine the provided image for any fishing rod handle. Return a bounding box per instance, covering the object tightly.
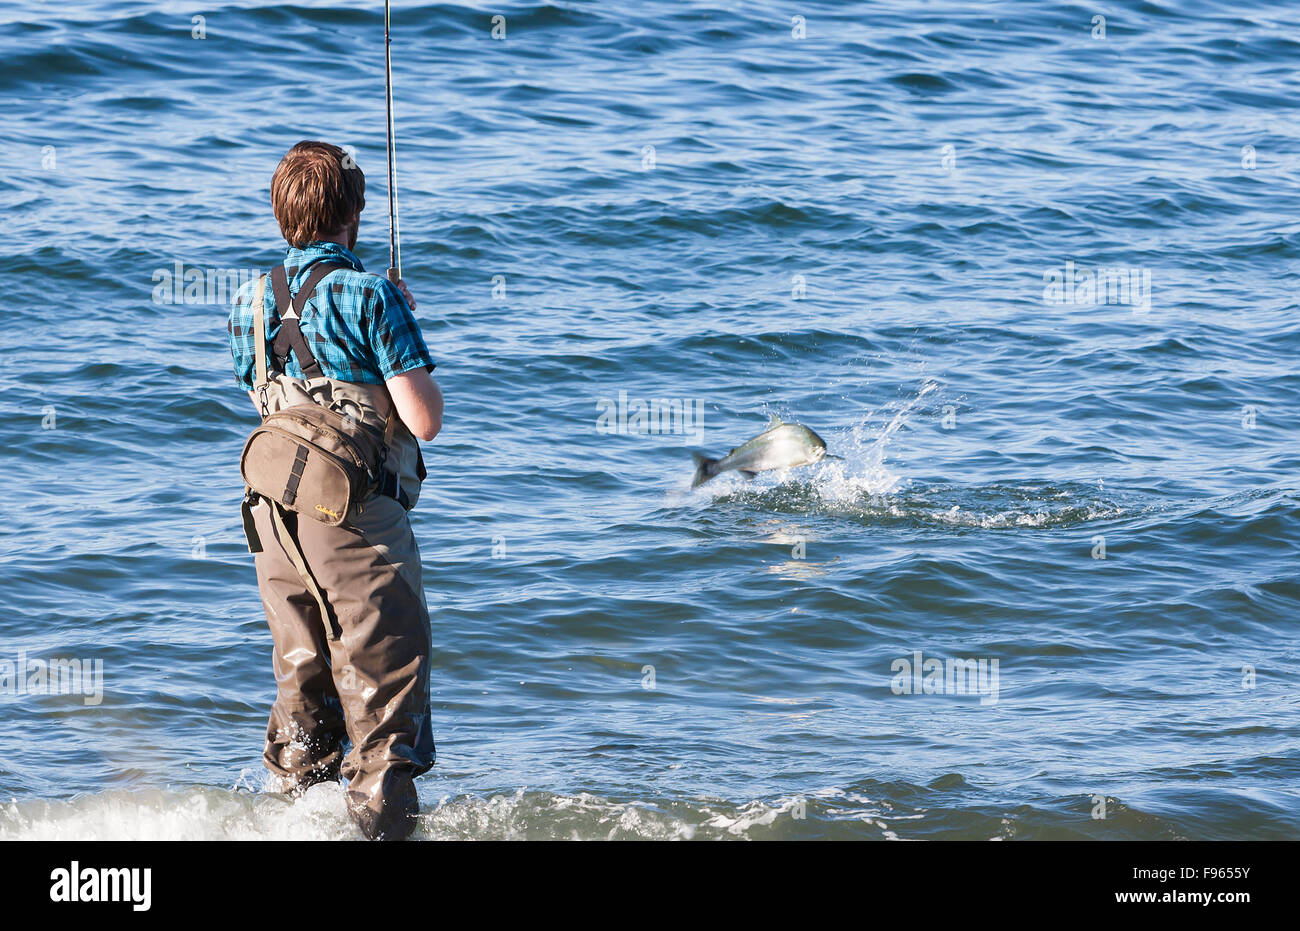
[386,267,401,284]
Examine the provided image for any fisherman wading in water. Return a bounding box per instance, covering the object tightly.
[228,141,442,840]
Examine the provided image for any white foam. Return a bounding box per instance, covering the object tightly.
[0,783,933,841]
[0,783,357,841]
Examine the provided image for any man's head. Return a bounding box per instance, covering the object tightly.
[270,141,366,250]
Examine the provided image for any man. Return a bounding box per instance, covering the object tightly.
[228,140,443,840]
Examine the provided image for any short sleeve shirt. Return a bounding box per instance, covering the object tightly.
[228,240,434,390]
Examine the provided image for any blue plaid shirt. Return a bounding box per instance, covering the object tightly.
[228,241,435,390]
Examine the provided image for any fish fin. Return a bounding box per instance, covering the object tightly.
[739,470,759,480]
[691,453,720,488]
[764,412,783,431]
[824,454,845,461]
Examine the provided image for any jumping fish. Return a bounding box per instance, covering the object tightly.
[691,414,837,488]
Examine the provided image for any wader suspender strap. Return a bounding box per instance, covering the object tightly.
[252,274,269,392]
[269,263,346,379]
[243,274,270,554]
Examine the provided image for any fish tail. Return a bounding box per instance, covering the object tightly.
[691,453,719,488]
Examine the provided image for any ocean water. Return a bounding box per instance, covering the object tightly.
[1,0,1298,840]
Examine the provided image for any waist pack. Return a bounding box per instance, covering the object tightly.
[239,263,405,537]
[241,399,391,526]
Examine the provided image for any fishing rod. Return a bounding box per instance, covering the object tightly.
[384,0,401,284]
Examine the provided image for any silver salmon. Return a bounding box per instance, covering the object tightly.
[691,414,835,488]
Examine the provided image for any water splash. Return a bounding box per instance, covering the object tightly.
[813,378,941,504]
[691,379,939,502]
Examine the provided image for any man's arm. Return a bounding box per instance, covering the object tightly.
[373,276,442,441]
[387,368,443,441]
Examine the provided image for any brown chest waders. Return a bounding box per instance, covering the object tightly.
[238,265,435,840]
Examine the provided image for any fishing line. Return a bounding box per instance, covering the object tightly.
[384,0,401,283]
